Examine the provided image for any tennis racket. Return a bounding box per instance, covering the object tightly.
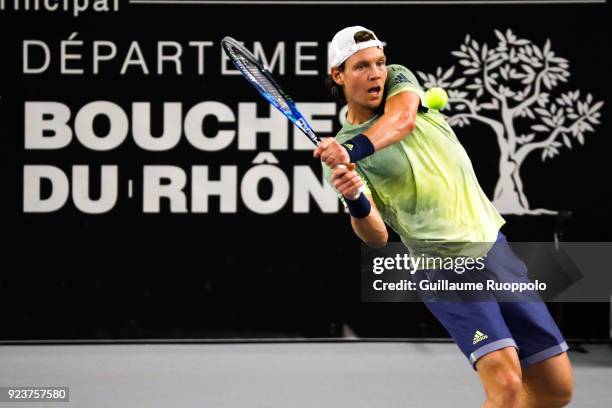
[222,36,322,146]
[221,36,360,188]
[221,37,365,195]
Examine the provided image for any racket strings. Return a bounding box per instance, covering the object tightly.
[222,37,319,145]
[226,45,292,114]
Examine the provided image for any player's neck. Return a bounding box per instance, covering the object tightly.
[346,103,376,125]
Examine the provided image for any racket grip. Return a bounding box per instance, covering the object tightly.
[335,164,365,199]
[336,163,356,171]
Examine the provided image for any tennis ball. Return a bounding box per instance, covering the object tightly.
[424,87,448,110]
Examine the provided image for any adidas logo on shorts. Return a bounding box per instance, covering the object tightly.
[472,330,489,345]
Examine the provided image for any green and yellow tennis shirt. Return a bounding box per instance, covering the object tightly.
[324,64,505,257]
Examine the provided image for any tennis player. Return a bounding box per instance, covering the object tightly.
[315,26,573,408]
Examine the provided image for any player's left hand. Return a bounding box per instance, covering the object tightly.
[331,164,363,200]
[313,137,350,168]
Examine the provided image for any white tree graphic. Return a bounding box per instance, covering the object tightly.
[418,29,604,215]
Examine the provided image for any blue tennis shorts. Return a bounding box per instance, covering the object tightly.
[413,231,568,370]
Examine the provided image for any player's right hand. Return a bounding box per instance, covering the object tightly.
[313,137,351,169]
[332,165,363,200]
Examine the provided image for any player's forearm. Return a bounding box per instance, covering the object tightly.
[340,92,420,163]
[363,109,415,151]
[350,208,388,247]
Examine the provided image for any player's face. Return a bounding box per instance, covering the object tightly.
[339,48,387,110]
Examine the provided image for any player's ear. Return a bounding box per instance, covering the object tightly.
[331,67,344,86]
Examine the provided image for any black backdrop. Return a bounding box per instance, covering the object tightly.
[0,0,610,341]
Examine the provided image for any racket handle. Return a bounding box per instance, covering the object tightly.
[335,163,355,171]
[335,163,365,199]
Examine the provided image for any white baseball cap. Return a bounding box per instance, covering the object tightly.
[328,26,384,73]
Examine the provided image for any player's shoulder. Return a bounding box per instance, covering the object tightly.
[386,64,417,77]
[386,64,412,73]
[385,64,419,88]
[385,64,420,95]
